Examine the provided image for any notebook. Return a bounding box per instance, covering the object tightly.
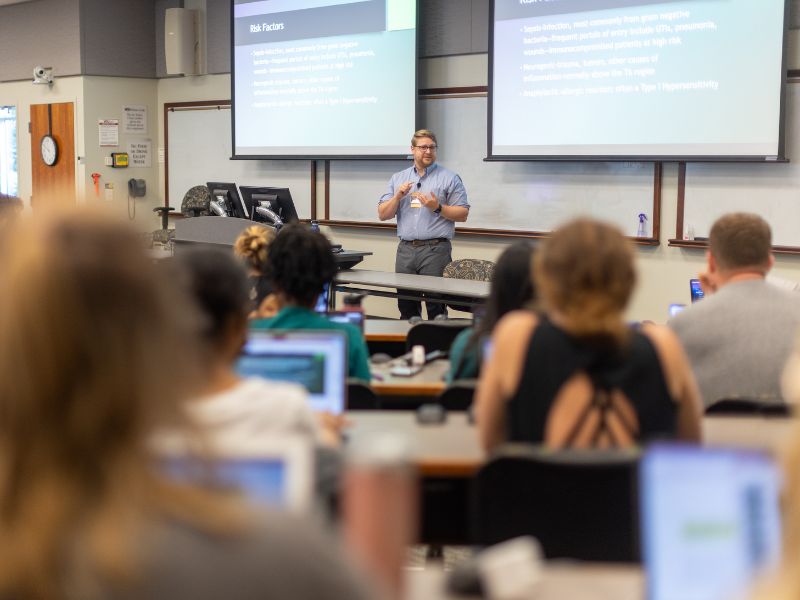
[237,330,347,414]
[160,436,313,513]
[641,444,782,600]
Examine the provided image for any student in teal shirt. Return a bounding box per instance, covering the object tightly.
[251,223,371,382]
[448,242,538,383]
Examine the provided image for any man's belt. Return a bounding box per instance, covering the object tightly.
[400,238,449,246]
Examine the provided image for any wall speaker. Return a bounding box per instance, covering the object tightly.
[165,8,199,75]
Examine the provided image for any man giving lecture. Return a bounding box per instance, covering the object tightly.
[378,129,470,320]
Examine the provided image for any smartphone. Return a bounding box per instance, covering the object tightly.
[690,278,704,303]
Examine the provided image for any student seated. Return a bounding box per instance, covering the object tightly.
[475,218,702,452]
[447,241,537,383]
[170,247,347,447]
[0,210,373,600]
[252,223,371,381]
[669,212,800,407]
[233,224,279,319]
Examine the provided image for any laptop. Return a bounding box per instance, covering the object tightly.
[160,436,313,513]
[327,310,364,331]
[237,330,347,414]
[641,444,782,600]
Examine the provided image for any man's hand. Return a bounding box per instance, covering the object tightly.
[699,271,719,295]
[416,191,440,212]
[396,181,414,199]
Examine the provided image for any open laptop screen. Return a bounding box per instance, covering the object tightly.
[160,437,313,513]
[641,445,782,600]
[237,330,347,414]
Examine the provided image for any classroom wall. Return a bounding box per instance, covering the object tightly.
[0,0,82,81]
[81,76,159,228]
[4,1,800,322]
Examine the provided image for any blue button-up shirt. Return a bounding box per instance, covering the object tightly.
[378,163,469,240]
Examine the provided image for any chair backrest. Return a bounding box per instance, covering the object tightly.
[442,259,495,314]
[473,445,640,562]
[346,379,381,410]
[443,259,495,282]
[181,185,212,217]
[435,381,476,411]
[405,320,471,353]
[705,398,792,417]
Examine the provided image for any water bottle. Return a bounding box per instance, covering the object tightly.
[310,220,320,233]
[637,213,648,238]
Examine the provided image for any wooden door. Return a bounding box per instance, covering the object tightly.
[30,102,75,208]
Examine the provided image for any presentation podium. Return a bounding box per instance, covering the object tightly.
[173,216,370,270]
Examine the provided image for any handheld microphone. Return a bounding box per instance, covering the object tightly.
[209,199,228,217]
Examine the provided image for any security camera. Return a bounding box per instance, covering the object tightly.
[32,66,53,84]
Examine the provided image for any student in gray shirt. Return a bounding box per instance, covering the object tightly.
[669,212,800,407]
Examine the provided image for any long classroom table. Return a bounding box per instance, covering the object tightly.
[335,269,490,308]
[346,412,799,478]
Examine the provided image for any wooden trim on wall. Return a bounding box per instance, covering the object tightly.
[675,161,686,240]
[310,160,317,220]
[324,160,330,219]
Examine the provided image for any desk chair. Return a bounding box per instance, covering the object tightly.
[705,398,793,417]
[435,381,476,411]
[473,445,640,562]
[347,379,381,410]
[442,259,495,314]
[406,320,470,353]
[181,185,212,217]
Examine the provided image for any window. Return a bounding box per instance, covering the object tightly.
[0,106,18,198]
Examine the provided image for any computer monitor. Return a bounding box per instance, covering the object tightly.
[206,182,249,219]
[239,186,299,224]
[237,330,347,414]
[159,436,313,513]
[641,444,782,600]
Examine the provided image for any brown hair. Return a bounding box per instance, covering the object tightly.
[233,225,274,274]
[709,212,772,272]
[411,129,437,147]
[0,210,242,599]
[534,219,636,346]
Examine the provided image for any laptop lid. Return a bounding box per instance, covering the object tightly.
[641,444,782,600]
[327,310,364,332]
[237,330,347,414]
[160,436,313,513]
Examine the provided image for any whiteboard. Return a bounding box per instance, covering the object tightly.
[166,104,312,219]
[682,82,800,248]
[327,96,658,238]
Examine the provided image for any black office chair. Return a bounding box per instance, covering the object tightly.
[346,379,381,410]
[705,398,792,417]
[435,380,476,411]
[473,445,641,562]
[405,320,470,353]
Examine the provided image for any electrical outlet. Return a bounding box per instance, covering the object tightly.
[104,156,113,166]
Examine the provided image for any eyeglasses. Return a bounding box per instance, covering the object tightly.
[413,144,437,152]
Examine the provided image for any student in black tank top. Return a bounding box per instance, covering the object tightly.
[474,219,702,451]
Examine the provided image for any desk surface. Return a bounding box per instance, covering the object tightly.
[405,563,643,600]
[370,359,449,397]
[337,269,490,298]
[346,412,799,478]
[364,319,413,342]
[347,411,483,477]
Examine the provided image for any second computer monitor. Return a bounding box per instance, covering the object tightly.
[206,182,249,219]
[239,186,299,224]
